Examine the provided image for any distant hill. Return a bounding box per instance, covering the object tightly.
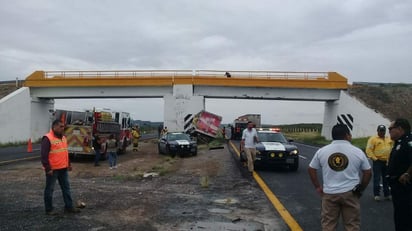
[0,82,21,99]
[348,82,412,123]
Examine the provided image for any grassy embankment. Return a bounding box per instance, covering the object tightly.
[283,131,368,151]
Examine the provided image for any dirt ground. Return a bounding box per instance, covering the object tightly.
[0,139,286,231]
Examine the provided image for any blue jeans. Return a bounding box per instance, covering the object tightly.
[373,160,390,197]
[94,149,101,165]
[108,151,117,167]
[44,168,74,212]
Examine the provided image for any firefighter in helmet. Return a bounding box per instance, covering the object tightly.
[161,126,168,136]
[131,125,141,152]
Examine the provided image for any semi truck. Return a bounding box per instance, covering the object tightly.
[54,108,132,157]
[184,110,222,141]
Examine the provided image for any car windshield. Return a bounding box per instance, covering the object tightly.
[258,132,288,143]
[167,133,190,141]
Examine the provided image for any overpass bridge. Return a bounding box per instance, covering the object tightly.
[0,70,389,143]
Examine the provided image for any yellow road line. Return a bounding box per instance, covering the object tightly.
[229,141,303,231]
[0,156,39,165]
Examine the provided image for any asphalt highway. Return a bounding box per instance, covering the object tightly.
[230,140,394,231]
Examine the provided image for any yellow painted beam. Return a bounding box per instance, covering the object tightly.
[24,70,348,89]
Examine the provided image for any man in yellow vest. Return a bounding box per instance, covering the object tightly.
[41,119,80,215]
[366,124,393,201]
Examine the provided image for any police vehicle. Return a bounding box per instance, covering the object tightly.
[158,132,198,157]
[241,128,299,171]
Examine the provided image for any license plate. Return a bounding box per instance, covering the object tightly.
[256,157,261,160]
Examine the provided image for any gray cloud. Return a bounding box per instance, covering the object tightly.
[1,0,411,123]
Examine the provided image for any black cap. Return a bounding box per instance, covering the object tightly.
[377,125,386,131]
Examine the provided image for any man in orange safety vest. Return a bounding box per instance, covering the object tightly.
[41,119,80,215]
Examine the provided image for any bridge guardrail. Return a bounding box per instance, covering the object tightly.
[40,70,329,80]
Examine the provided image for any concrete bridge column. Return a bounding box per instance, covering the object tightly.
[31,97,54,140]
[322,100,339,140]
[0,87,53,144]
[322,90,390,140]
[163,84,205,132]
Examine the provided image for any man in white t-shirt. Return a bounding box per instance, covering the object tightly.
[241,121,259,175]
[308,124,371,231]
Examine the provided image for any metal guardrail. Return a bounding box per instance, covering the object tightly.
[41,70,329,80]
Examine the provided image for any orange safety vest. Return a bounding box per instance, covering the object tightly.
[45,130,69,170]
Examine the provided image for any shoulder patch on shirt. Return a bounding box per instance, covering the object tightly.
[328,153,349,171]
[396,144,401,150]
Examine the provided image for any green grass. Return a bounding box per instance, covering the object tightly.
[151,157,176,176]
[351,137,369,151]
[208,138,225,149]
[284,132,329,147]
[284,131,369,150]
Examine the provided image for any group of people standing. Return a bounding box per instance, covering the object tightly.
[92,133,118,169]
[239,118,411,231]
[308,118,412,231]
[40,117,411,230]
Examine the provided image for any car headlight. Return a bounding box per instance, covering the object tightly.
[256,150,261,155]
[289,149,298,155]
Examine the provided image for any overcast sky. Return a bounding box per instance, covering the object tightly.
[1,1,411,124]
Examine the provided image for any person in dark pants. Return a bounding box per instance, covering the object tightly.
[387,118,412,231]
[308,124,371,231]
[41,119,80,215]
[158,124,162,138]
[366,125,393,201]
[93,135,102,166]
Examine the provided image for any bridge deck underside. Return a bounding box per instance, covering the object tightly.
[29,86,341,101]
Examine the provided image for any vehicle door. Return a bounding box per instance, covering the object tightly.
[159,133,168,153]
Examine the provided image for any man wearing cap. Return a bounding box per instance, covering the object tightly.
[366,124,393,201]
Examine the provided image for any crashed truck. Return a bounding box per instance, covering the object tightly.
[184,110,223,143]
[54,108,132,158]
